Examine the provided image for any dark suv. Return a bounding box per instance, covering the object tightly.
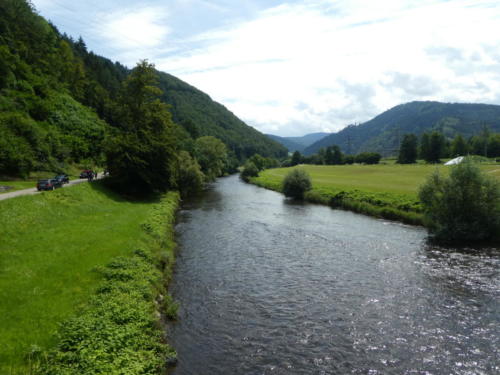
[53,174,69,184]
[80,170,92,179]
[37,179,63,191]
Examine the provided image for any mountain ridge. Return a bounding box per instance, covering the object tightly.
[266,132,330,152]
[304,101,500,156]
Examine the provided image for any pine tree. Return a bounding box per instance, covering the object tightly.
[105,60,179,193]
[397,134,418,164]
[450,134,468,157]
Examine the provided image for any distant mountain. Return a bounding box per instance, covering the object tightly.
[304,101,500,156]
[265,135,304,152]
[266,132,330,152]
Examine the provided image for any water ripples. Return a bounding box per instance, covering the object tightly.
[169,176,499,375]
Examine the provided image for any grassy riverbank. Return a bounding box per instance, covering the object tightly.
[251,164,500,225]
[0,182,179,374]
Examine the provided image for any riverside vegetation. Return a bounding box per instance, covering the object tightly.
[251,163,500,227]
[0,182,179,374]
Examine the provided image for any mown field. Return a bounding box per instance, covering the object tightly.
[0,182,176,374]
[252,163,500,224]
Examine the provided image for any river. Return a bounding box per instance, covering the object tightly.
[168,175,499,375]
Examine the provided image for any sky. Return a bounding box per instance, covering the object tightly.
[31,0,500,136]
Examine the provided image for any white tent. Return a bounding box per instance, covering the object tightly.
[444,156,464,165]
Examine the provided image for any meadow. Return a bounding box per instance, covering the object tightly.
[0,181,178,374]
[252,163,500,224]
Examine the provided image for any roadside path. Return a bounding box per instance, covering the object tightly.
[0,174,103,202]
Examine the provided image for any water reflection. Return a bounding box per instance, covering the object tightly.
[169,175,499,375]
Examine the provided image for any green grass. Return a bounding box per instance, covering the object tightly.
[0,181,168,374]
[0,180,36,193]
[252,163,500,224]
[40,192,180,375]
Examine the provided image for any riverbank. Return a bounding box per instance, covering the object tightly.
[251,164,500,226]
[0,181,179,374]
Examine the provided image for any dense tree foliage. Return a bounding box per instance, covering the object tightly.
[240,161,259,182]
[282,169,312,199]
[0,0,285,186]
[291,151,303,166]
[450,134,468,157]
[397,134,418,164]
[419,159,500,242]
[177,150,204,197]
[104,61,180,193]
[354,152,381,164]
[195,136,228,181]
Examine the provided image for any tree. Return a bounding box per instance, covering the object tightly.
[451,134,468,157]
[397,134,418,164]
[240,161,259,182]
[194,136,227,181]
[324,145,343,165]
[487,134,500,158]
[177,151,204,197]
[104,60,179,193]
[282,169,312,199]
[291,151,302,166]
[418,159,500,242]
[419,132,430,161]
[248,154,266,171]
[355,152,381,164]
[422,131,445,163]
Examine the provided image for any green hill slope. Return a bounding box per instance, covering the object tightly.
[304,101,500,156]
[157,72,287,159]
[0,0,285,178]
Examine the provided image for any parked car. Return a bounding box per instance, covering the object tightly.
[79,170,92,179]
[53,174,69,184]
[36,179,63,191]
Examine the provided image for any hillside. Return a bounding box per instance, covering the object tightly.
[0,0,285,178]
[157,72,286,160]
[266,132,330,152]
[304,101,500,156]
[266,134,303,152]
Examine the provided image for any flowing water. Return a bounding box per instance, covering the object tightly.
[169,175,499,375]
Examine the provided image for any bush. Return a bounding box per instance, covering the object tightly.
[355,152,381,164]
[177,151,204,197]
[240,161,259,182]
[282,169,312,199]
[418,159,500,242]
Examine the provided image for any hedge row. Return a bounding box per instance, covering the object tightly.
[39,192,180,375]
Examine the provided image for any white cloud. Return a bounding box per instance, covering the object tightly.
[155,0,500,135]
[31,0,500,136]
[99,7,170,59]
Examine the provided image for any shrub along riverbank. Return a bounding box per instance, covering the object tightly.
[251,164,500,226]
[0,181,179,374]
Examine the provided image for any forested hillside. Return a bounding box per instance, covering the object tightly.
[0,0,285,178]
[157,72,286,160]
[305,101,500,156]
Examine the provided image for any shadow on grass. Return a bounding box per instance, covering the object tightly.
[88,178,163,204]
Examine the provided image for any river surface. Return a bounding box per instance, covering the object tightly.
[169,175,499,375]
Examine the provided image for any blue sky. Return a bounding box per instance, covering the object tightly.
[32,0,500,136]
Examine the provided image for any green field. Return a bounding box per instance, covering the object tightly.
[0,182,165,373]
[253,163,500,224]
[0,180,36,193]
